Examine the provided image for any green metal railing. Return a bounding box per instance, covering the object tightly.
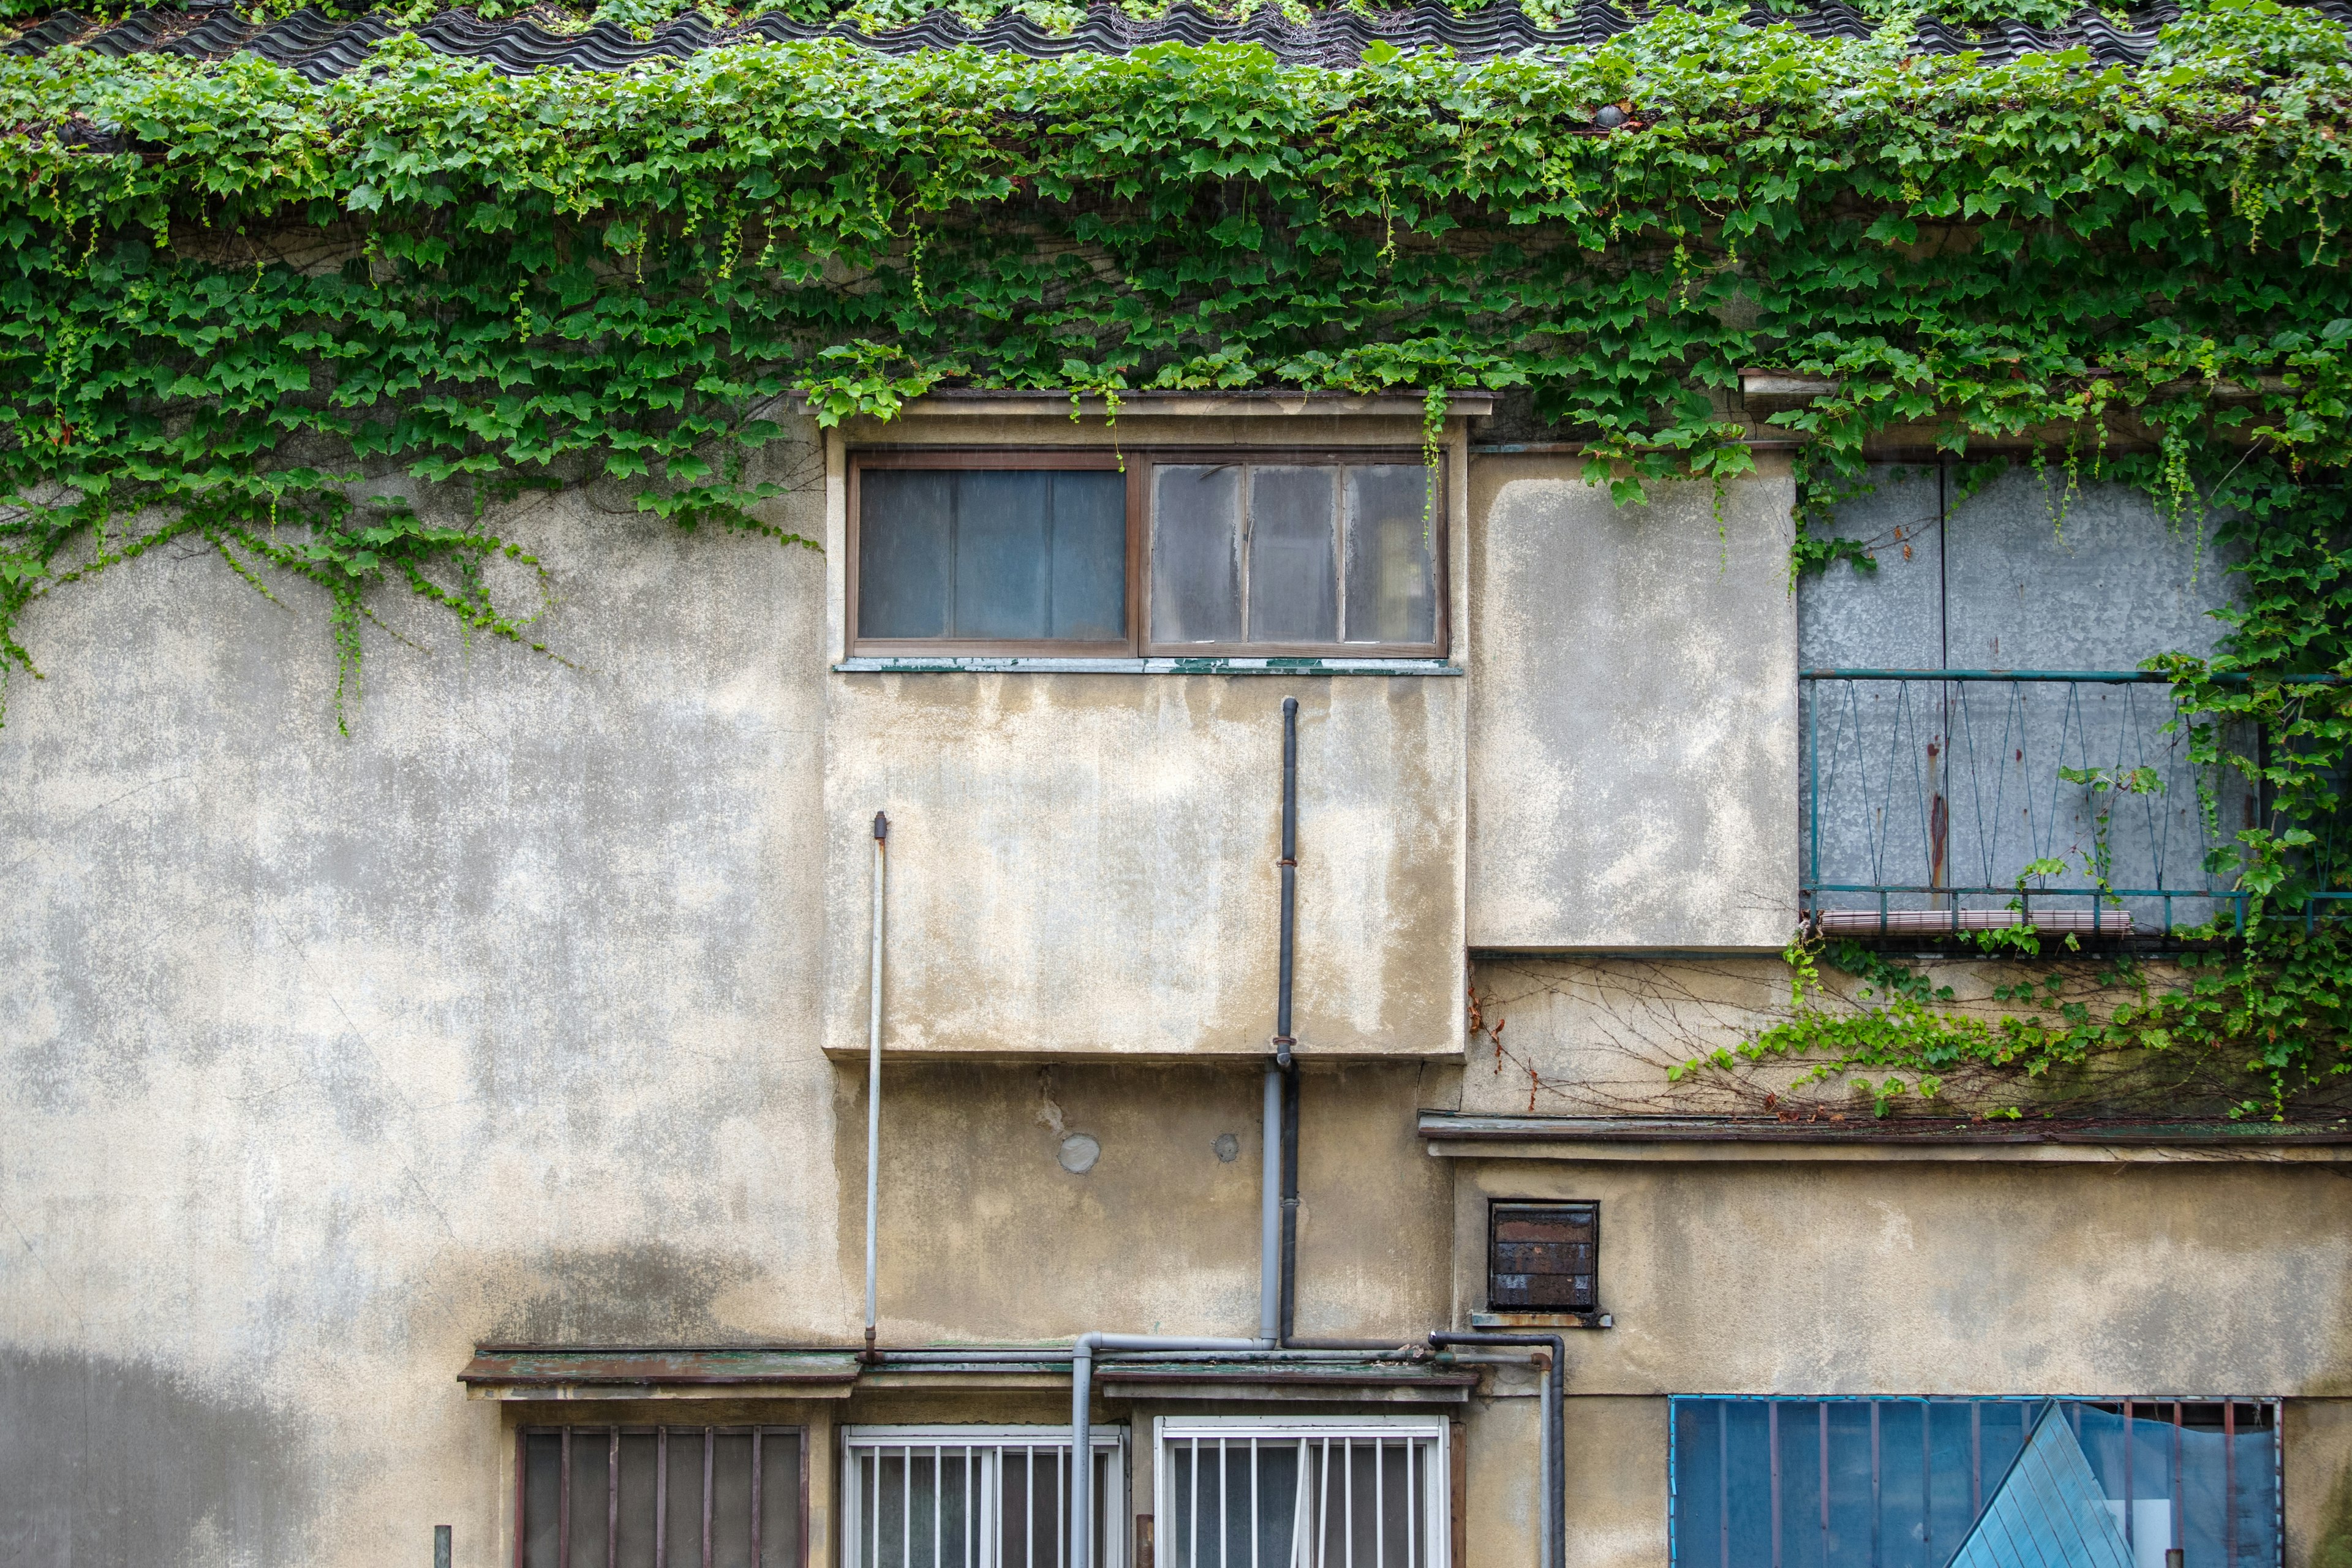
[1800,670,2347,937]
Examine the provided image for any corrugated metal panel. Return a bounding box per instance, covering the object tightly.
[11,0,2351,80]
[1948,1406,2135,1568]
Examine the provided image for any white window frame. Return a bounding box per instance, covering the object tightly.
[841,1424,1130,1568]
[1152,1415,1451,1568]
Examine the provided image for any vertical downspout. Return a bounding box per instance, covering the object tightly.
[864,811,888,1358]
[1275,696,1300,1346]
[1430,1332,1564,1568]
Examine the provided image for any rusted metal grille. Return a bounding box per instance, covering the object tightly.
[840,1425,1127,1568]
[1487,1202,1597,1313]
[1156,1417,1449,1568]
[517,1425,803,1568]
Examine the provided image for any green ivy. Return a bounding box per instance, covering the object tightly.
[1,0,2349,1099]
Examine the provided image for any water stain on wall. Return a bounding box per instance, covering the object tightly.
[0,1345,314,1567]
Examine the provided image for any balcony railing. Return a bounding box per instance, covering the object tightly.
[1801,670,2269,938]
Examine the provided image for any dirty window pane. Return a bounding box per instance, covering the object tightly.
[617,1434,660,1568]
[859,470,954,638]
[760,1433,804,1568]
[1246,466,1337,644]
[711,1434,755,1568]
[1045,472,1128,641]
[571,1431,614,1568]
[524,1433,564,1568]
[1343,466,1435,644]
[1164,1429,1441,1568]
[953,470,1052,639]
[860,469,1126,644]
[667,1431,709,1568]
[1153,465,1244,643]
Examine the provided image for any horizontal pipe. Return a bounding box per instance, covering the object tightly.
[1801,668,2347,684]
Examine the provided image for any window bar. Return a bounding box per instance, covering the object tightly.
[657,1429,671,1568]
[752,1432,764,1568]
[1298,1438,1317,1568]
[1222,1439,1231,1568]
[1769,1402,1782,1568]
[1920,1402,1931,1566]
[1870,1401,1883,1568]
[937,1446,946,1568]
[1191,1439,1202,1568]
[2172,1404,2184,1553]
[2226,1402,2239,1568]
[1345,1439,1355,1568]
[1056,1440,1065,1568]
[963,1445,974,1568]
[704,1430,717,1568]
[560,1427,574,1568]
[1251,1439,1262,1568]
[1027,1448,1036,1568]
[1374,1439,1385,1568]
[2122,1403,2133,1555]
[1318,1438,1333,1568]
[611,1429,623,1568]
[1970,1404,1981,1518]
[1719,1409,1731,1568]
[1817,1404,1830,1567]
[1392,1438,1411,1568]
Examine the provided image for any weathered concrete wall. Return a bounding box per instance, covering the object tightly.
[1466,457,1798,951]
[846,1063,1453,1345]
[0,434,845,1564]
[820,407,1472,1060]
[1442,1155,2352,1398]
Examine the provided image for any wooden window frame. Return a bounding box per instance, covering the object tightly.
[846,448,1448,660]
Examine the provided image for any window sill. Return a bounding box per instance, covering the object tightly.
[835,656,1462,676]
[1470,1310,1613,1330]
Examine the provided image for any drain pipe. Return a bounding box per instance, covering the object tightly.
[1430,1332,1564,1568]
[1270,695,1299,1344]
[864,811,888,1359]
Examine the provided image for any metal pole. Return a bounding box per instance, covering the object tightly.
[865,811,888,1355]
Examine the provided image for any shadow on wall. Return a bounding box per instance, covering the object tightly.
[0,1346,314,1565]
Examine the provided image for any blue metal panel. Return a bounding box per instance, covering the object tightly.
[1946,1407,2133,1568]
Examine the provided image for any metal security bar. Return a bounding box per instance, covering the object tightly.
[518,1425,803,1568]
[1155,1417,1450,1568]
[840,1426,1128,1568]
[1668,1397,2281,1568]
[1801,671,2253,937]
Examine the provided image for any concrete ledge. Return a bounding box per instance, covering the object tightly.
[1418,1111,2352,1162]
[835,657,1462,676]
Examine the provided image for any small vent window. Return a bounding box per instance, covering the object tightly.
[1488,1202,1597,1313]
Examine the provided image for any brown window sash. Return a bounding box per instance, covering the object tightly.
[846,448,1448,660]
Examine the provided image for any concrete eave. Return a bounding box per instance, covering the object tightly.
[1417,1111,2352,1163]
[807,389,1496,421]
[459,1346,864,1400]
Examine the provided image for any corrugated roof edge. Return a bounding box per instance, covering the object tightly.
[11,0,2349,78]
